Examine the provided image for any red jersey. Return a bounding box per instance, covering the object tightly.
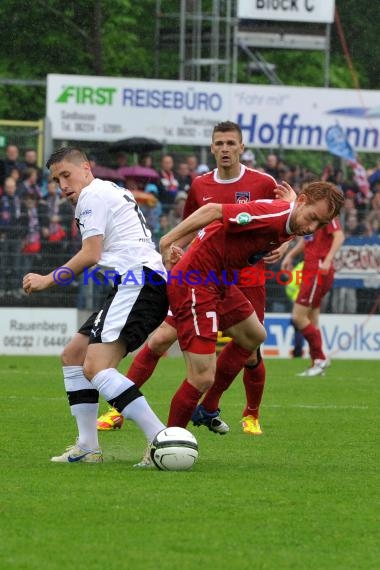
[183,165,277,218]
[303,217,342,266]
[173,199,294,280]
[183,165,277,286]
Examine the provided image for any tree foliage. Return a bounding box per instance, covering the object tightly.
[0,0,378,120]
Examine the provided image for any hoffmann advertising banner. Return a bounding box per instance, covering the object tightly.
[47,74,380,153]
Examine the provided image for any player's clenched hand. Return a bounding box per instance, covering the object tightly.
[161,244,184,270]
[275,181,297,202]
[23,273,49,294]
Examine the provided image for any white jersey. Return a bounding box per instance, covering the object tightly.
[75,178,166,277]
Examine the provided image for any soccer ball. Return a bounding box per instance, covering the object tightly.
[150,427,199,471]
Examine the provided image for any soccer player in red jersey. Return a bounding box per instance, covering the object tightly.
[281,218,345,376]
[159,181,344,429]
[97,121,283,437]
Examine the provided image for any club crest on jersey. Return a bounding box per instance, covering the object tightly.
[236,191,250,203]
[236,212,252,225]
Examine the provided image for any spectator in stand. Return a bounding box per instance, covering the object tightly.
[176,162,192,192]
[241,150,255,168]
[124,176,139,191]
[286,164,302,191]
[152,213,170,247]
[344,209,368,237]
[365,185,380,235]
[157,154,179,206]
[140,182,163,238]
[0,144,23,186]
[8,166,24,196]
[20,148,44,185]
[139,153,154,168]
[342,190,357,215]
[186,154,199,180]
[20,194,49,277]
[114,151,129,169]
[168,191,187,229]
[43,178,69,269]
[20,167,42,200]
[264,153,279,180]
[0,177,26,296]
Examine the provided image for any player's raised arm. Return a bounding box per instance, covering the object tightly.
[160,202,222,266]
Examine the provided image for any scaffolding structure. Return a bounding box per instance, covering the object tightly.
[155,0,331,86]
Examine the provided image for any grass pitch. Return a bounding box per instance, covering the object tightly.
[0,356,378,570]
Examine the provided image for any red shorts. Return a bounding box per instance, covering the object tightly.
[168,283,254,354]
[163,309,176,328]
[296,265,334,309]
[219,285,265,330]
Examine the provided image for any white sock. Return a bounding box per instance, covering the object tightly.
[123,395,165,443]
[63,366,99,451]
[92,368,165,442]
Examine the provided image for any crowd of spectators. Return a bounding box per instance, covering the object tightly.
[0,142,379,309]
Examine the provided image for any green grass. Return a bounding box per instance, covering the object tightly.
[0,356,378,570]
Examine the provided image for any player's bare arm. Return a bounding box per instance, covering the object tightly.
[318,228,345,272]
[160,203,222,264]
[23,234,103,294]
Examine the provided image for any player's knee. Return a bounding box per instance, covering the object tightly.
[82,360,95,381]
[189,360,215,393]
[192,374,214,393]
[292,315,306,330]
[246,326,266,349]
[61,344,80,366]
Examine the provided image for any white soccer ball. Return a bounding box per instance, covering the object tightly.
[150,427,199,471]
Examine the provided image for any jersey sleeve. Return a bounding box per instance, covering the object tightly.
[222,200,290,233]
[78,192,106,240]
[327,216,342,234]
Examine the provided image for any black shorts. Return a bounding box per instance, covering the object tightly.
[78,266,168,355]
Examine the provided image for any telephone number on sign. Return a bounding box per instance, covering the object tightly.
[2,336,72,348]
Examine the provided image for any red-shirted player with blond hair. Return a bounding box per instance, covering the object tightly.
[159,181,344,429]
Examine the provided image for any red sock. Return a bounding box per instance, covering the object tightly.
[301,323,325,362]
[201,342,252,412]
[167,380,203,428]
[242,359,266,418]
[126,344,161,388]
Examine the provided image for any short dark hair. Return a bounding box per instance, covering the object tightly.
[212,121,242,142]
[46,146,88,169]
[299,181,344,219]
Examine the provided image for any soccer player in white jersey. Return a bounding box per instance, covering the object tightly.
[23,147,169,463]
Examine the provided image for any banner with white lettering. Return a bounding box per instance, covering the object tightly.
[263,313,380,359]
[334,237,380,288]
[0,308,77,355]
[46,74,380,153]
[237,0,335,23]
